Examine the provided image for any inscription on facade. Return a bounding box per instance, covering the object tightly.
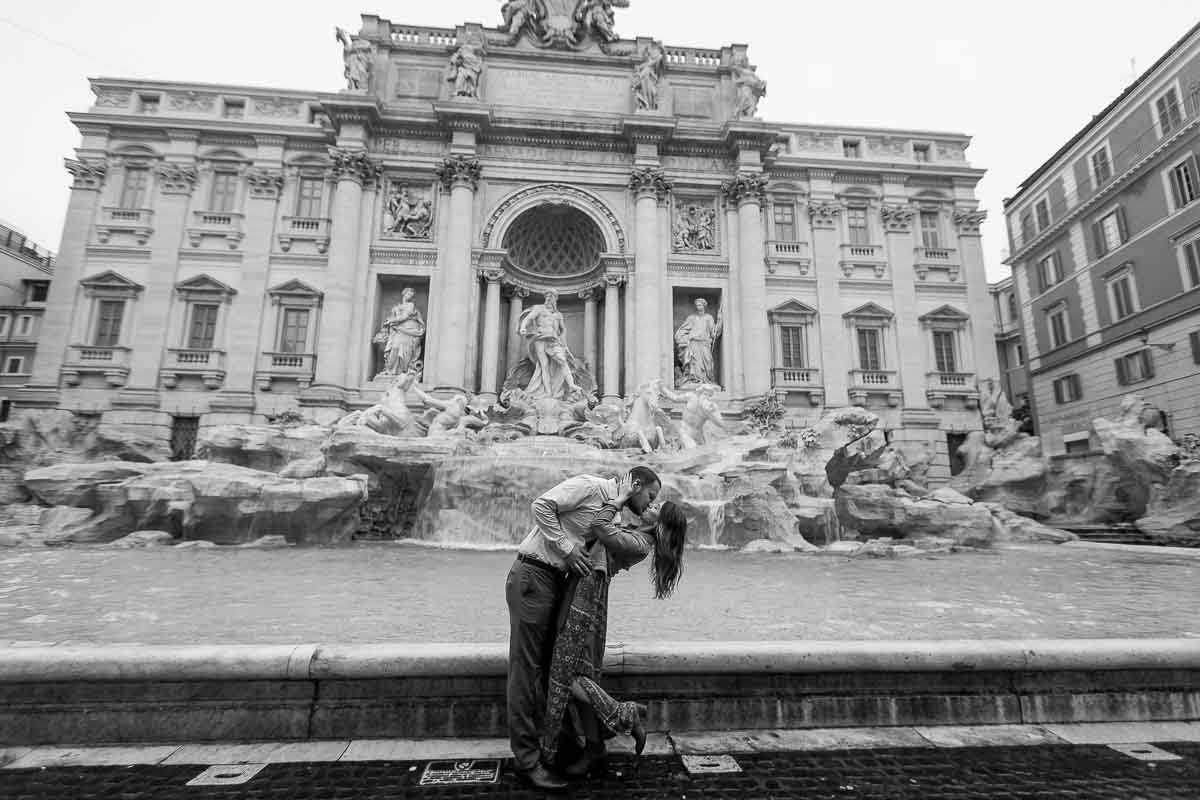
[673,86,714,118]
[480,143,629,166]
[487,68,630,113]
[395,68,444,99]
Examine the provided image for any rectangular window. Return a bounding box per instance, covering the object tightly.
[1109,274,1136,320]
[4,357,23,375]
[1091,146,1112,186]
[296,177,324,218]
[187,304,219,350]
[932,330,957,373]
[1092,208,1127,256]
[1034,198,1051,231]
[30,282,48,302]
[1191,331,1200,364]
[138,93,160,113]
[120,167,150,208]
[919,210,941,249]
[1053,374,1082,404]
[209,172,238,212]
[913,143,931,163]
[1019,211,1034,243]
[0,316,9,338]
[847,207,869,245]
[773,203,796,241]
[857,328,882,371]
[1007,292,1019,321]
[843,139,861,159]
[1156,87,1183,136]
[780,326,806,369]
[1169,157,1198,209]
[94,300,124,347]
[16,316,31,336]
[1185,239,1200,288]
[1037,251,1062,292]
[1115,349,1155,385]
[222,99,245,119]
[1047,305,1069,349]
[1015,343,1025,366]
[278,308,310,354]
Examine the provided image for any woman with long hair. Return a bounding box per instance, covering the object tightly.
[539,473,688,780]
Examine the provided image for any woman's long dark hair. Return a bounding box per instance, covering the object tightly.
[651,501,687,599]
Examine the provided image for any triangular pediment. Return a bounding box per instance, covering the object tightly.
[175,274,237,296]
[919,304,969,322]
[79,270,144,292]
[267,279,323,299]
[769,299,818,320]
[843,302,893,320]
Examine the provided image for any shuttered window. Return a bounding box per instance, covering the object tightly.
[773,204,796,241]
[1185,239,1200,289]
[1115,349,1155,386]
[933,331,957,373]
[1156,88,1183,136]
[296,177,324,218]
[1053,374,1082,404]
[857,328,881,371]
[1109,274,1136,320]
[1047,305,1069,349]
[279,308,310,354]
[920,211,942,248]
[187,304,219,350]
[847,208,869,245]
[1091,208,1127,257]
[1091,147,1112,186]
[1190,331,1200,365]
[1169,157,1199,209]
[94,300,125,347]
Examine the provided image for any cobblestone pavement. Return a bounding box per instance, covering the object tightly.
[3,543,1200,645]
[2,743,1199,799]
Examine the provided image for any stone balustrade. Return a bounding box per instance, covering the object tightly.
[61,345,132,387]
[255,352,316,391]
[161,348,227,390]
[278,217,332,254]
[187,210,245,249]
[96,207,154,245]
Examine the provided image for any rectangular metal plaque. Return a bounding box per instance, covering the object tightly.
[418,759,502,786]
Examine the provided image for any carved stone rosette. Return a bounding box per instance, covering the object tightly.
[881,203,917,233]
[328,148,384,186]
[953,209,988,236]
[806,200,842,229]
[436,156,483,191]
[628,167,672,200]
[245,168,285,200]
[155,163,199,195]
[65,159,108,191]
[720,173,768,207]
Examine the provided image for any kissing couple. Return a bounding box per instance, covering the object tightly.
[504,466,688,790]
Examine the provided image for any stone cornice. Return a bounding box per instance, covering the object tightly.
[433,101,494,133]
[622,115,677,146]
[722,121,782,156]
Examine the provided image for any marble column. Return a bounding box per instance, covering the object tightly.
[478,269,505,403]
[505,286,528,380]
[629,167,671,388]
[722,199,745,396]
[310,148,378,395]
[954,209,998,381]
[431,156,481,393]
[602,274,625,402]
[581,287,599,379]
[807,180,847,406]
[725,173,771,396]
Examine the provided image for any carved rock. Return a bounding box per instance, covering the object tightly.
[197,425,329,473]
[1136,462,1200,543]
[835,483,996,547]
[1092,416,1179,518]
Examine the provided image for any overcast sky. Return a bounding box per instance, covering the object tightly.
[1,1,1197,281]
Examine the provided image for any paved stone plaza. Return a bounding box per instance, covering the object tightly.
[2,543,1198,646]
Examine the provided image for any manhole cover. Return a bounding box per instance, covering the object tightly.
[419,759,502,786]
[681,754,742,774]
[1107,743,1183,762]
[186,763,267,786]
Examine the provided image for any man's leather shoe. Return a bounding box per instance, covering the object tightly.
[516,764,568,791]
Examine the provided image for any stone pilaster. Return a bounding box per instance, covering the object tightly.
[722,199,745,396]
[602,273,625,402]
[22,160,108,403]
[580,286,599,379]
[505,286,529,381]
[478,269,505,403]
[722,172,770,396]
[429,155,481,393]
[954,208,999,383]
[308,147,381,400]
[806,170,846,407]
[629,167,671,388]
[881,202,927,410]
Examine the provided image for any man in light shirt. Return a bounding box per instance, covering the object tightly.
[505,466,661,790]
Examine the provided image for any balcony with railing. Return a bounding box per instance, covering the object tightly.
[765,240,812,274]
[278,217,332,254]
[771,367,823,405]
[1008,91,1200,257]
[847,369,901,407]
[62,345,132,387]
[255,352,316,391]
[926,371,979,408]
[838,243,887,278]
[96,208,154,245]
[161,348,226,389]
[913,246,961,281]
[187,211,245,249]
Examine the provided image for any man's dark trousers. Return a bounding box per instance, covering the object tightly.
[505,558,566,773]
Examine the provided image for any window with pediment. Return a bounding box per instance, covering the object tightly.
[844,303,893,372]
[173,275,236,352]
[267,280,323,357]
[77,271,144,348]
[919,305,970,375]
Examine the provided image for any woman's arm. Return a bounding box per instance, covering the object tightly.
[589,502,651,560]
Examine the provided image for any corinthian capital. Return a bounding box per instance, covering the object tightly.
[155,163,199,195]
[65,158,107,191]
[720,172,768,207]
[628,167,672,200]
[953,208,988,236]
[328,147,384,186]
[806,200,842,229]
[245,168,285,200]
[881,203,916,233]
[436,155,482,191]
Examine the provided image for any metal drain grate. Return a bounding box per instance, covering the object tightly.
[681,754,742,774]
[186,763,267,786]
[418,759,502,786]
[1107,743,1183,762]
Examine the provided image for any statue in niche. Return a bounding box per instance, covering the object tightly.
[373,288,427,376]
[659,382,725,449]
[672,203,716,252]
[445,42,485,99]
[336,367,423,437]
[518,290,584,400]
[633,41,665,111]
[500,0,543,41]
[335,27,374,93]
[385,186,433,239]
[674,298,723,388]
[576,0,629,43]
[731,56,767,118]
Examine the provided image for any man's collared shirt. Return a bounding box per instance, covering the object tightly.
[517,474,619,570]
